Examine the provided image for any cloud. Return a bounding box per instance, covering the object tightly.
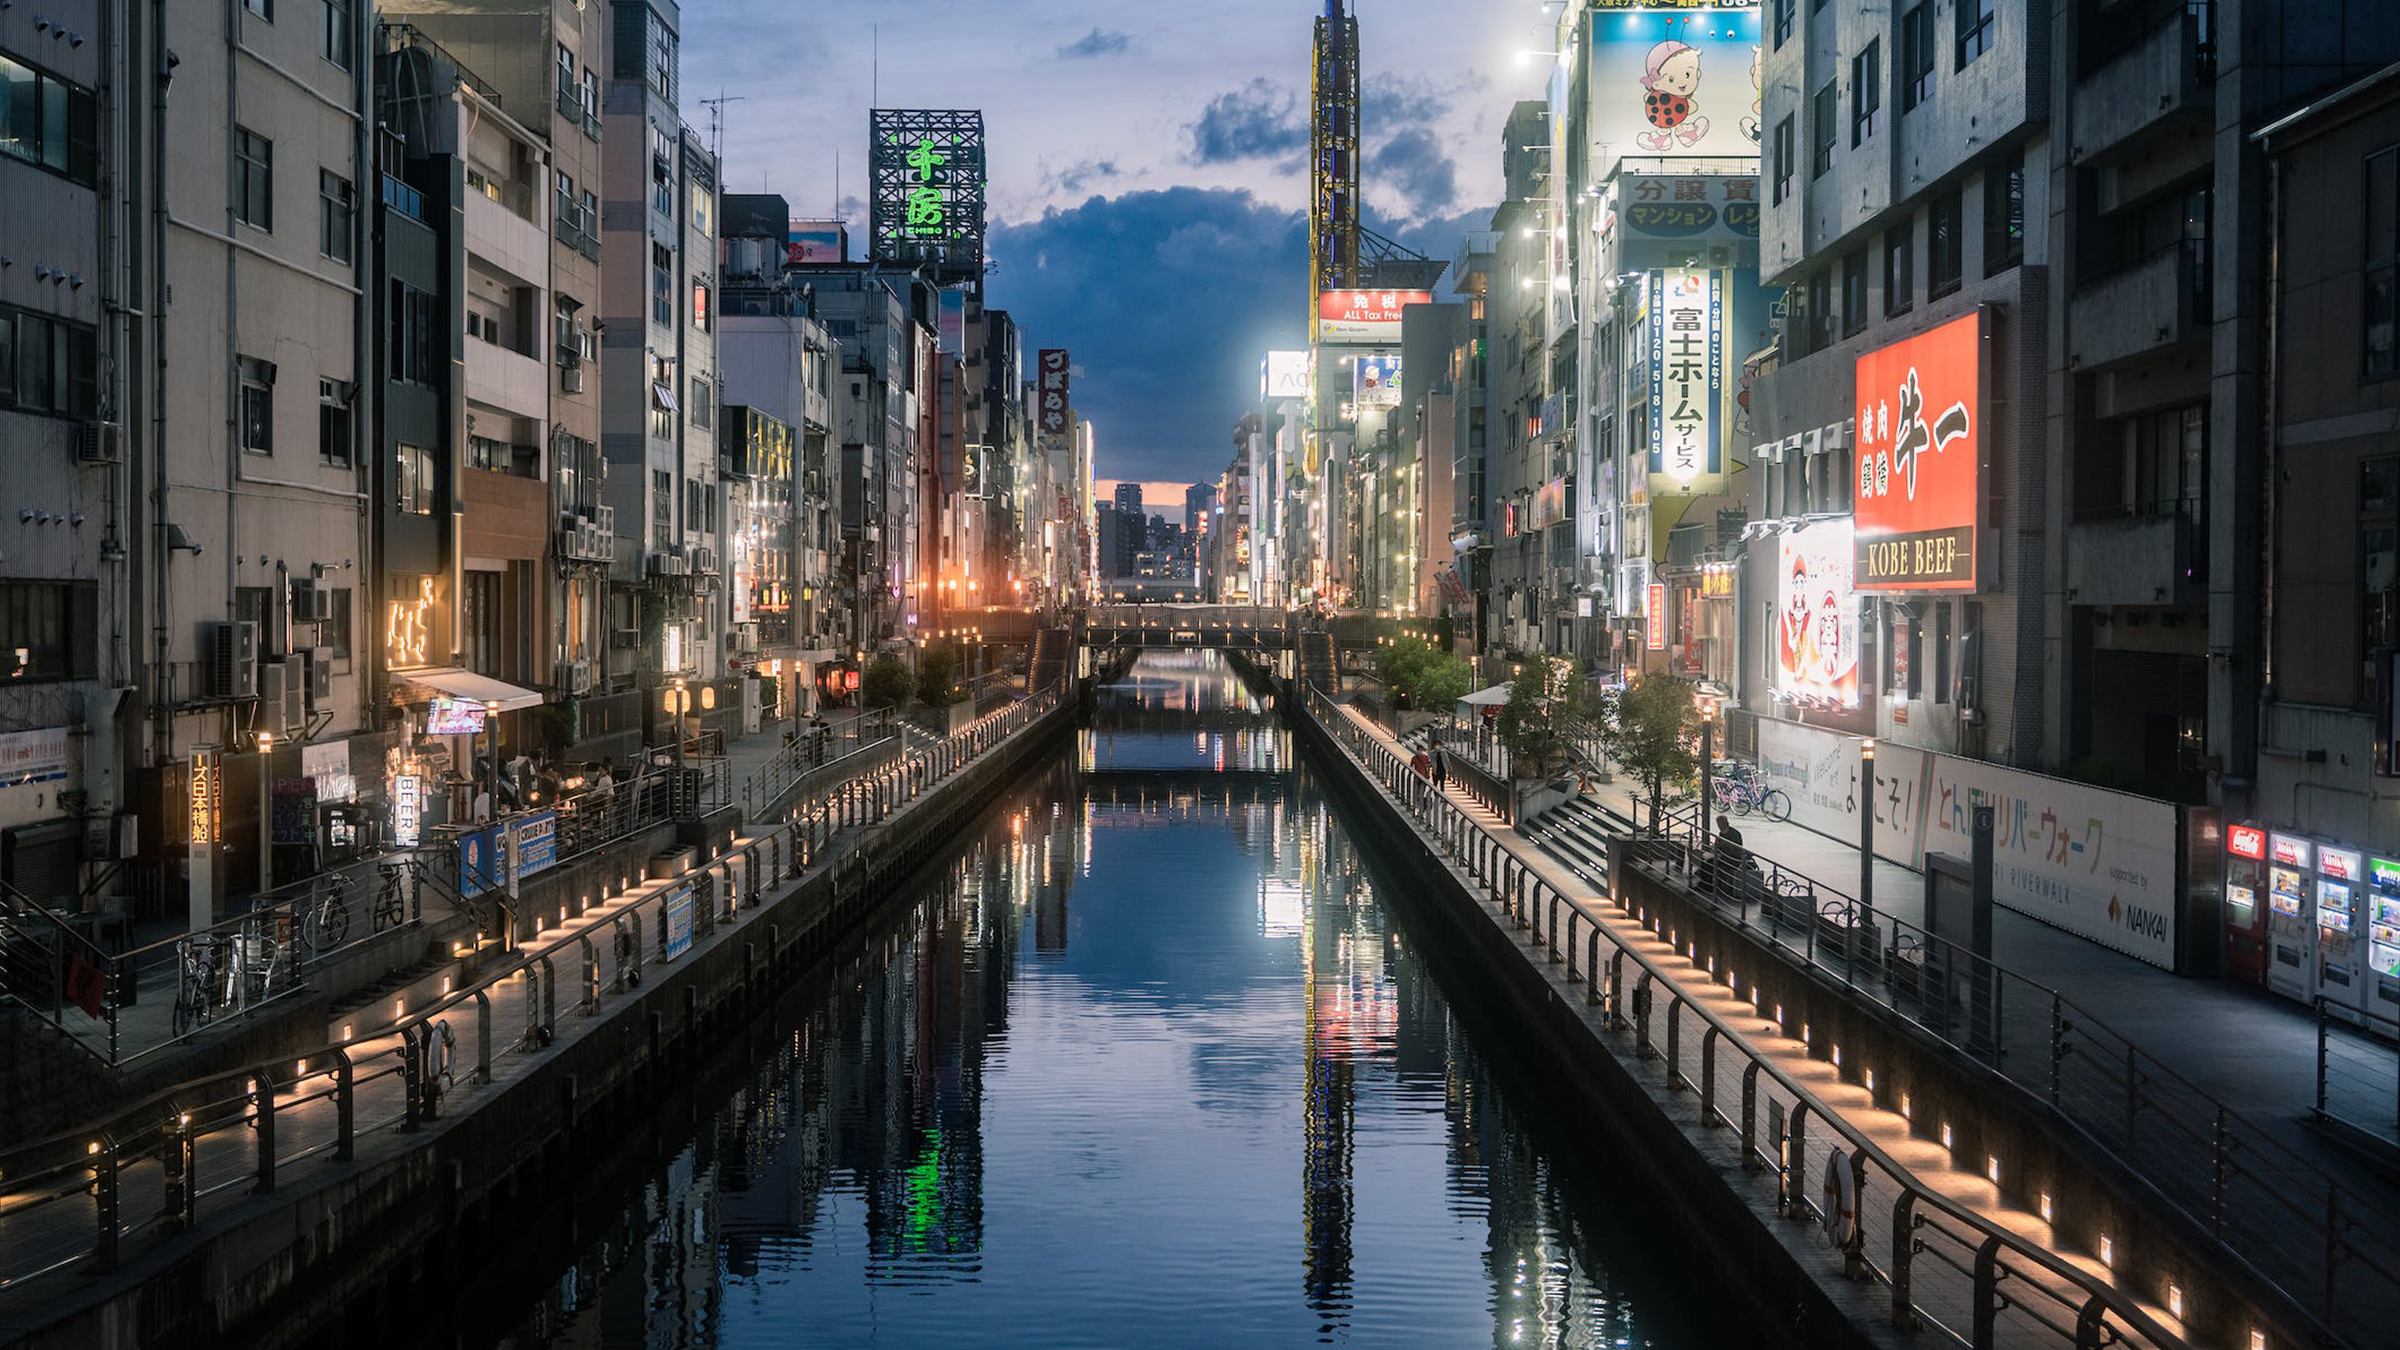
[1057,27,1134,60]
[986,189,1310,484]
[1362,73,1454,128]
[1044,158,1123,196]
[1369,127,1459,220]
[1183,79,1309,165]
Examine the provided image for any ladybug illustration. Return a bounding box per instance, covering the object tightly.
[1637,41,1711,151]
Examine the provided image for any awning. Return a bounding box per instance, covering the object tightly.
[400,667,547,712]
[1458,683,1513,707]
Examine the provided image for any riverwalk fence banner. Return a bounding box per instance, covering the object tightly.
[458,810,561,897]
[0,726,70,790]
[1754,718,2180,969]
[662,880,697,959]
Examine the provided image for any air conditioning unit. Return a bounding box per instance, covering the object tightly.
[257,660,303,732]
[209,620,259,699]
[594,504,615,535]
[646,551,688,577]
[561,365,585,394]
[554,657,595,694]
[732,624,760,655]
[586,523,612,560]
[560,511,583,534]
[302,647,333,707]
[76,421,122,464]
[692,546,719,575]
[291,579,332,622]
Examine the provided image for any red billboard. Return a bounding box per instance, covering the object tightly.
[1645,582,1666,651]
[1317,289,1435,344]
[1853,310,1985,592]
[1037,349,1071,435]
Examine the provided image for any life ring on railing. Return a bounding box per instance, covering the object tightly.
[1820,1150,1859,1247]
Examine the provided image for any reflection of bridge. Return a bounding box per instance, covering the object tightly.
[1087,705,1280,735]
[1074,770,1295,808]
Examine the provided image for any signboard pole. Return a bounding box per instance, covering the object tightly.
[1860,738,1878,918]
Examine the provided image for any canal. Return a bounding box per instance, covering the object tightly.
[453,654,1731,1349]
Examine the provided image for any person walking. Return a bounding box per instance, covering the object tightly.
[1429,742,1447,788]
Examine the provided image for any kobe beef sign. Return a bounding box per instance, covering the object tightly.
[1851,310,1984,592]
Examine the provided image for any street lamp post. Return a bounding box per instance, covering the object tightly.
[485,701,502,820]
[1860,737,1877,919]
[257,730,275,897]
[1698,696,1715,858]
[672,677,688,815]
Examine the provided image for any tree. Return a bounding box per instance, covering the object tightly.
[1410,650,1472,710]
[1376,635,1435,707]
[917,642,960,706]
[1611,673,1702,828]
[1497,656,1589,779]
[862,655,916,710]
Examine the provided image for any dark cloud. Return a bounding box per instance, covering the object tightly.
[1369,127,1459,220]
[987,189,1310,483]
[1057,27,1134,59]
[1046,159,1123,195]
[1183,79,1309,165]
[1362,73,1454,128]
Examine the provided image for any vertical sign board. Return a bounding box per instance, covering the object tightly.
[663,880,697,959]
[1647,268,1723,494]
[1262,350,1312,401]
[188,746,223,929]
[1854,309,1984,591]
[391,774,421,848]
[1037,349,1071,436]
[1645,581,1667,650]
[1775,519,1859,706]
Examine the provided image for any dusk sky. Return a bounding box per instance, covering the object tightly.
[685,0,1552,486]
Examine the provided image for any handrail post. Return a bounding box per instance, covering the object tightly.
[474,989,493,1083]
[335,1050,356,1159]
[254,1065,277,1193]
[1701,1025,1719,1124]
[579,934,600,1013]
[1890,1189,1918,1329]
[401,1024,424,1131]
[1785,1102,1808,1217]
[1970,1232,2004,1350]
[1665,994,1683,1087]
[92,1136,119,1271]
[1740,1059,1761,1168]
[1588,931,1602,1006]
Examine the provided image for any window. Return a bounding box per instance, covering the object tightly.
[0,581,96,682]
[705,483,719,534]
[578,189,600,256]
[1852,40,1882,146]
[556,42,575,104]
[580,71,601,133]
[685,477,702,531]
[555,169,578,237]
[321,587,352,661]
[1771,115,1794,204]
[238,357,275,455]
[468,434,511,472]
[1956,0,1996,71]
[1808,271,1833,351]
[319,170,354,264]
[691,184,712,236]
[234,127,273,230]
[1811,80,1836,177]
[650,126,673,216]
[1885,224,1914,314]
[1773,0,1794,47]
[1901,4,1936,110]
[1841,245,1869,337]
[691,279,712,332]
[0,52,99,185]
[1983,152,2024,275]
[555,296,581,365]
[318,379,351,466]
[690,375,712,429]
[319,0,352,69]
[652,469,673,548]
[0,304,98,417]
[396,443,437,514]
[243,0,272,18]
[651,243,672,327]
[2368,148,2397,378]
[388,281,436,385]
[1930,187,1963,298]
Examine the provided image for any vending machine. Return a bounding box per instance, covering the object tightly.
[2365,857,2400,1024]
[2316,844,2365,1018]
[2265,833,2317,1005]
[2223,823,2269,987]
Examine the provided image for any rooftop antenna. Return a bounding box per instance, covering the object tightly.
[699,91,745,164]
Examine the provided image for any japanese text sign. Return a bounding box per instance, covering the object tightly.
[1037,349,1071,435]
[1854,310,1983,591]
[1647,268,1721,490]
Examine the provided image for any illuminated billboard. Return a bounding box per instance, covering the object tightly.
[1316,290,1433,344]
[1037,349,1071,435]
[1646,267,1722,492]
[1262,350,1312,401]
[1775,520,1858,706]
[1589,5,1763,166]
[1354,354,1401,408]
[868,109,987,282]
[1854,310,1984,592]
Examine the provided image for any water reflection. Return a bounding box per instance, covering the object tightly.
[489,657,1712,1350]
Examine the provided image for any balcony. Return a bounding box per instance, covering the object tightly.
[465,344,548,420]
[2067,505,2204,607]
[2070,3,2215,166]
[464,188,546,287]
[2068,239,2209,370]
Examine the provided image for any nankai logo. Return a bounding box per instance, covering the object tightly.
[2108,893,2169,943]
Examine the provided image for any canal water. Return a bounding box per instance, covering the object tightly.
[474,654,1727,1349]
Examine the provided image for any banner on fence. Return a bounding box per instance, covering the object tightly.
[1754,717,1928,869]
[662,881,697,959]
[458,811,561,897]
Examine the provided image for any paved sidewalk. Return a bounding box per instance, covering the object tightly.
[1561,765,2400,1183]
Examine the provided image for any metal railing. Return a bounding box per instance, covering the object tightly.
[1306,687,2196,1350]
[1617,807,2400,1346]
[0,688,1064,1299]
[740,718,898,818]
[2314,1000,2400,1161]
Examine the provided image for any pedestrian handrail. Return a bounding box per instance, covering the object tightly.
[0,881,121,1063]
[0,686,1064,1300]
[1304,686,2196,1350]
[2313,999,2400,1160]
[740,719,898,818]
[1622,804,2398,1347]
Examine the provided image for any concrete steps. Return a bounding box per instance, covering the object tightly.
[1523,795,1618,895]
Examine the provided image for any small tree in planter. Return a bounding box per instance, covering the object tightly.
[916,642,962,706]
[1612,672,1702,829]
[862,655,916,711]
[1497,655,1588,780]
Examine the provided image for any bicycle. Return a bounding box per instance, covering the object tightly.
[303,875,352,953]
[1711,771,1791,821]
[372,863,409,934]
[171,934,225,1038]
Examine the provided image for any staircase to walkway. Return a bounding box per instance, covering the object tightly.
[1298,630,1338,692]
[1029,627,1072,691]
[1520,796,1619,894]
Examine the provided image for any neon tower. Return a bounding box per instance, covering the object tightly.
[1310,0,1362,324]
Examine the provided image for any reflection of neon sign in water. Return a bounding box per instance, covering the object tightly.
[903,1124,945,1247]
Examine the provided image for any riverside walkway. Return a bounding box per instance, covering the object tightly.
[0,691,1060,1331]
[1311,689,2393,1350]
